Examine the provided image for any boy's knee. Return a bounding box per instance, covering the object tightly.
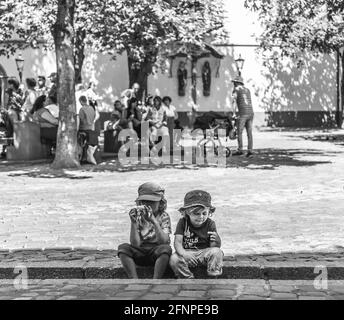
[207,247,223,257]
[117,243,132,258]
[169,253,180,268]
[155,244,172,258]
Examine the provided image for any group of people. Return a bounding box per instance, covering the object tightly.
[0,74,56,139]
[0,74,255,159]
[0,73,102,157]
[118,182,223,279]
[106,83,181,153]
[108,77,255,158]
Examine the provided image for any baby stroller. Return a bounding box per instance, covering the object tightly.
[193,111,237,158]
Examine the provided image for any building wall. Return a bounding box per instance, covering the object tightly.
[0,48,129,113]
[0,0,340,127]
[149,46,338,127]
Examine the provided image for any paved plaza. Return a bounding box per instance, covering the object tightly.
[1,128,344,300]
[0,129,344,255]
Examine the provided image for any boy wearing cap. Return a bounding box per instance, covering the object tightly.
[169,190,223,279]
[118,182,172,279]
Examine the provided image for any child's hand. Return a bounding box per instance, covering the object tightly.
[208,231,220,243]
[183,252,198,267]
[129,208,138,224]
[142,206,156,223]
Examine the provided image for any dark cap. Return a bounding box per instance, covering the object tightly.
[162,96,172,103]
[38,75,46,80]
[136,182,165,202]
[48,72,57,78]
[232,76,244,85]
[179,190,215,212]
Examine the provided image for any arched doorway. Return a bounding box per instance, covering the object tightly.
[0,64,8,108]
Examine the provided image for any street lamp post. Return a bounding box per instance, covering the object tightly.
[235,54,245,77]
[15,54,25,83]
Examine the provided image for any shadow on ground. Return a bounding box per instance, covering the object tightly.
[89,148,335,172]
[0,148,336,178]
[258,127,339,133]
[1,164,93,180]
[297,133,344,148]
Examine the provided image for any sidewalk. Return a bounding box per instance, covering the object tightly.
[1,279,344,300]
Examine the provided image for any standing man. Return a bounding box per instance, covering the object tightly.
[78,95,99,146]
[232,76,254,157]
[3,78,24,136]
[36,76,48,97]
[121,83,140,108]
[47,72,57,105]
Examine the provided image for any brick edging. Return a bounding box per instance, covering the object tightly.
[1,263,343,280]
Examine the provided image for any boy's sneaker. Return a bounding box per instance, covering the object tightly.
[207,270,222,277]
[232,150,244,156]
[246,151,254,158]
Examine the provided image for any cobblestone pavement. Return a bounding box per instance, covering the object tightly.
[0,129,344,255]
[1,248,344,269]
[0,279,343,300]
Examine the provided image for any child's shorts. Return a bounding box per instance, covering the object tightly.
[118,243,172,266]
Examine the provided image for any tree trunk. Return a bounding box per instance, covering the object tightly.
[74,29,86,84]
[341,51,344,128]
[51,0,80,169]
[127,54,152,102]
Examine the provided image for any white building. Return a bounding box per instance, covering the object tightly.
[0,0,342,128]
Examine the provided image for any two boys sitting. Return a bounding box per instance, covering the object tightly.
[118,182,224,279]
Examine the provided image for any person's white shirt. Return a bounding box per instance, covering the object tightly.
[22,89,38,112]
[45,104,59,118]
[164,104,177,118]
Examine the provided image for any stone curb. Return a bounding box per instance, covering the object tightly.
[1,261,343,280]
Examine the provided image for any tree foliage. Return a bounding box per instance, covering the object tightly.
[89,0,226,96]
[245,0,344,60]
[0,0,102,81]
[93,0,226,63]
[1,0,226,82]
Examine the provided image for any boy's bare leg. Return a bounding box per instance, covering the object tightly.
[153,254,170,279]
[119,253,139,279]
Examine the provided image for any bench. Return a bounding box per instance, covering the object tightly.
[103,130,123,154]
[0,137,13,146]
[5,121,51,161]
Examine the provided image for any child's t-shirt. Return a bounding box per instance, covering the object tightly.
[175,217,217,250]
[138,211,172,245]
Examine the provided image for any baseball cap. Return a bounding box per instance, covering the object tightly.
[179,190,216,213]
[136,182,165,202]
[231,76,244,85]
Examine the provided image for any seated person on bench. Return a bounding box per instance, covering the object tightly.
[127,97,143,139]
[146,96,170,152]
[78,95,99,146]
[106,111,130,139]
[32,95,59,146]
